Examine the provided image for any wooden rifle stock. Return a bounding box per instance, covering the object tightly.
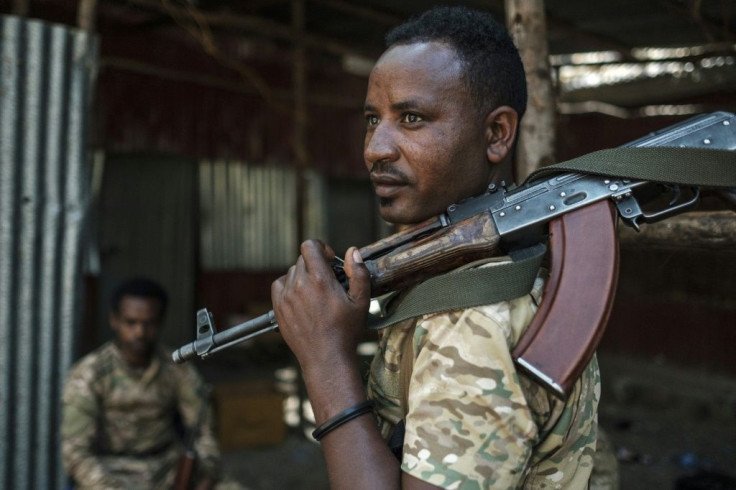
[363,211,503,295]
[173,449,196,490]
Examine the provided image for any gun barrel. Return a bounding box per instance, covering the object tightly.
[172,310,277,363]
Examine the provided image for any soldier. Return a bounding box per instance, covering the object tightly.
[61,277,229,490]
[272,6,611,490]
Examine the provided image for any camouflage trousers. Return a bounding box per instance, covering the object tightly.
[590,427,620,490]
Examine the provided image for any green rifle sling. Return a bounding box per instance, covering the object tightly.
[525,146,736,188]
[366,243,546,330]
[367,146,735,329]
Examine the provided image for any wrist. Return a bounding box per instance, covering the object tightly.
[311,400,375,441]
[301,356,367,424]
[300,350,359,389]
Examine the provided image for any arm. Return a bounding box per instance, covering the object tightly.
[60,367,125,489]
[400,303,539,488]
[272,241,439,490]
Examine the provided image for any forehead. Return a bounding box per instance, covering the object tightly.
[116,295,161,317]
[367,41,469,106]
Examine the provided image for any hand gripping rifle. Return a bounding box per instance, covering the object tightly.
[174,111,736,399]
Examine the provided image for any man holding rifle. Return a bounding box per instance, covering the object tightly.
[272,6,606,490]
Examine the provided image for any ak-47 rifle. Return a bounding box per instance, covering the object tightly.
[173,111,736,399]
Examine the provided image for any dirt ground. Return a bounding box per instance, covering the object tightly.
[595,355,736,490]
[212,353,736,490]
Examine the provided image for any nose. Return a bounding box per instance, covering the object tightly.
[131,321,146,337]
[364,123,400,169]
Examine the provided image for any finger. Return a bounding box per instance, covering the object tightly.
[308,239,337,260]
[300,240,335,276]
[324,242,336,259]
[271,275,285,305]
[344,247,371,306]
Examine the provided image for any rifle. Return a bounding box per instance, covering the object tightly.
[173,111,736,398]
[173,386,211,490]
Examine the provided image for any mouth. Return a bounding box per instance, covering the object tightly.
[370,174,408,199]
[129,340,151,351]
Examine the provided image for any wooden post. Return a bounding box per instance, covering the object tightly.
[291,0,310,433]
[11,0,30,16]
[77,0,98,31]
[505,0,556,181]
[292,0,309,246]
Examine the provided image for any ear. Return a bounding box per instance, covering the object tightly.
[109,311,119,332]
[484,106,519,164]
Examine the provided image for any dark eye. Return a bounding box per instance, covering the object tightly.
[365,114,379,127]
[401,113,422,123]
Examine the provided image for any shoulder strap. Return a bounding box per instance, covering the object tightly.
[366,243,546,330]
[525,146,736,188]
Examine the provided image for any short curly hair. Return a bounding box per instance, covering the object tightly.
[110,276,168,319]
[385,6,527,119]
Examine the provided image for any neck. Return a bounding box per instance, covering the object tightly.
[114,341,154,368]
[489,161,515,189]
[124,354,152,369]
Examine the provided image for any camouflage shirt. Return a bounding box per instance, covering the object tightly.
[367,264,600,489]
[61,341,221,490]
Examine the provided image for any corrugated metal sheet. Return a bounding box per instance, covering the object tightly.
[199,160,326,270]
[0,15,97,490]
[97,154,197,350]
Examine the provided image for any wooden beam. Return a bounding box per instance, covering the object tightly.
[309,0,402,26]
[99,56,361,109]
[11,0,30,16]
[77,0,98,31]
[482,0,635,57]
[664,0,735,44]
[126,0,379,59]
[506,0,556,180]
[293,0,309,248]
[544,15,635,59]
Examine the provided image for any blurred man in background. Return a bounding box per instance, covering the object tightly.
[61,276,233,489]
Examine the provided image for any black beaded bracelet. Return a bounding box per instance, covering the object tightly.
[312,400,375,441]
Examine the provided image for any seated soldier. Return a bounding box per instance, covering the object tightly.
[61,276,238,490]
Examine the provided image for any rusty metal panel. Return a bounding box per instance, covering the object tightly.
[199,160,327,270]
[0,15,97,490]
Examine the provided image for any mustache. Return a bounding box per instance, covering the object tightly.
[369,161,408,179]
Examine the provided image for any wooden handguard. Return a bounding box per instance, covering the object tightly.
[365,211,503,295]
[512,200,620,399]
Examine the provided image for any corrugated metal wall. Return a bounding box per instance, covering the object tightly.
[97,154,197,350]
[199,160,327,270]
[0,15,97,490]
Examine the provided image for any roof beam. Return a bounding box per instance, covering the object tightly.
[126,0,380,58]
[308,0,402,26]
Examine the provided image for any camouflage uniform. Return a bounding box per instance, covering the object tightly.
[367,260,602,489]
[61,341,223,490]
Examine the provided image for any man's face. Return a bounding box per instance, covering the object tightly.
[110,296,162,364]
[363,41,494,227]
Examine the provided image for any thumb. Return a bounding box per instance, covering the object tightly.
[345,247,371,306]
